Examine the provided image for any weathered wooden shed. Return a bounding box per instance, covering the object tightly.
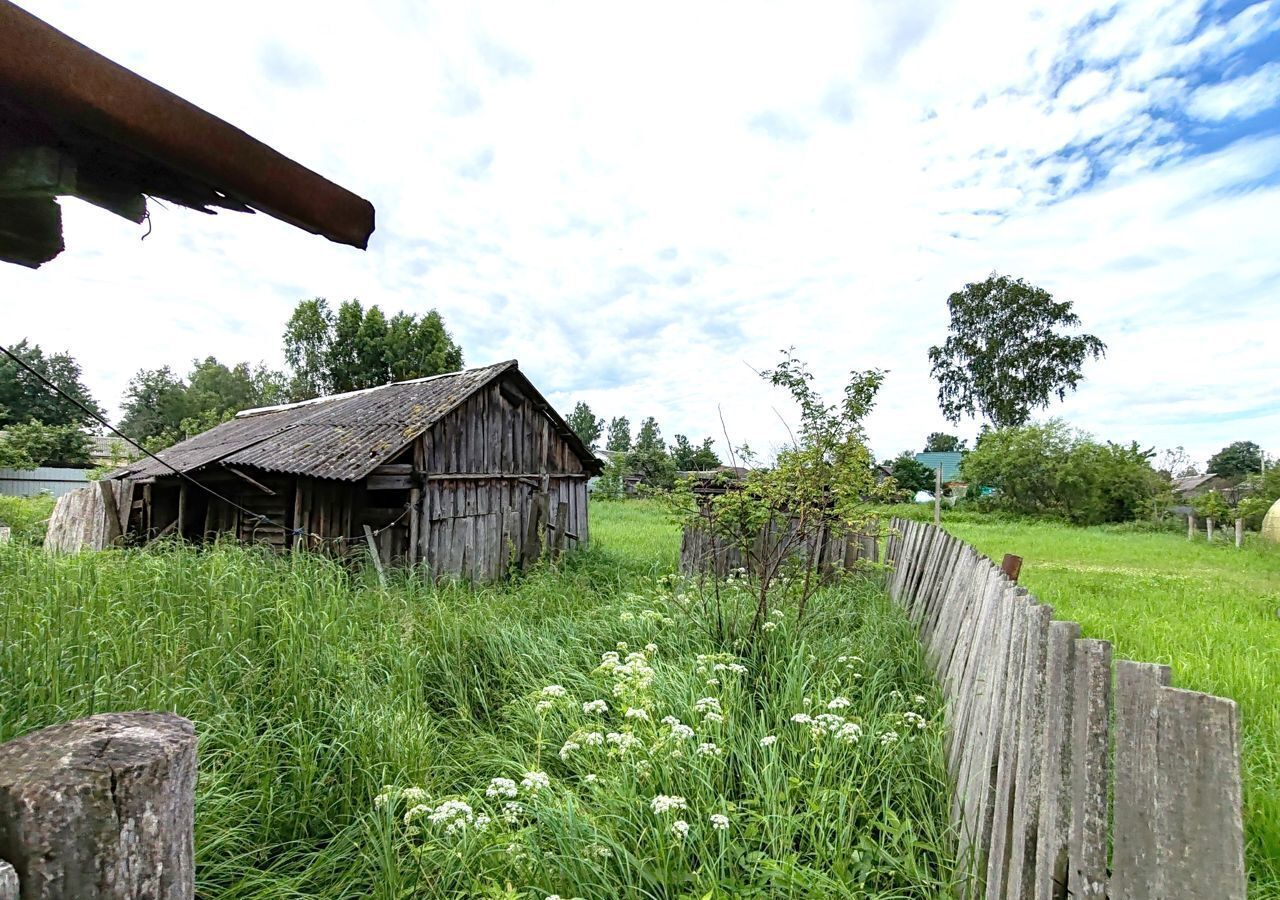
[94,360,600,580]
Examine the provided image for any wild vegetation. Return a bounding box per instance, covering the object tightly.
[0,500,958,898]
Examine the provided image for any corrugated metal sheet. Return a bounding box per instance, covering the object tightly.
[915,451,965,483]
[115,361,517,482]
[0,466,89,498]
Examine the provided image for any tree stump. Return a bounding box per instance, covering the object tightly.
[0,861,17,900]
[0,712,196,900]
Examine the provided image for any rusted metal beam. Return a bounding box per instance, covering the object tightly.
[1001,553,1023,583]
[0,1,375,250]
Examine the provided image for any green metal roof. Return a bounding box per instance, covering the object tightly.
[914,451,964,483]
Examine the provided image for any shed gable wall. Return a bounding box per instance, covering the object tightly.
[417,376,589,580]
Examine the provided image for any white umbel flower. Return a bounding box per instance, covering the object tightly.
[485,777,518,799]
[671,819,690,839]
[521,770,550,792]
[650,794,688,814]
[760,734,778,747]
[837,722,863,743]
[710,813,730,831]
[582,699,609,715]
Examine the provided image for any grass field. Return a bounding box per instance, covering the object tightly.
[0,499,957,898]
[944,518,1280,896]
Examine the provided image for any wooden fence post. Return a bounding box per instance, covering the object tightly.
[362,524,387,587]
[1207,518,1215,542]
[0,712,196,899]
[1235,517,1243,549]
[0,861,17,900]
[934,467,942,527]
[1001,554,1023,583]
[1187,514,1194,541]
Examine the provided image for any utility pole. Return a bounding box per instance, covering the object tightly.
[934,466,942,527]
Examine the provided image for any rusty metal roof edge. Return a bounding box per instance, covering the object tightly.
[0,1,375,249]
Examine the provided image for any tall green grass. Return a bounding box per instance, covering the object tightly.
[0,500,957,898]
[945,519,1280,897]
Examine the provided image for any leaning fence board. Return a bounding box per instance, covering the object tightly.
[886,518,1247,900]
[1006,601,1052,899]
[1110,660,1171,900]
[1152,687,1246,899]
[1068,638,1112,899]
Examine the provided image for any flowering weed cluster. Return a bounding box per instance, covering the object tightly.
[367,569,956,898]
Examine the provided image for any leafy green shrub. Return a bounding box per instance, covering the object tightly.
[0,493,55,545]
[960,420,1163,525]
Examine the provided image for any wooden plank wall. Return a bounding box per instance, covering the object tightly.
[418,379,590,582]
[43,479,132,552]
[885,517,1247,899]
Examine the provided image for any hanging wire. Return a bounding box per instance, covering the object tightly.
[1,342,414,546]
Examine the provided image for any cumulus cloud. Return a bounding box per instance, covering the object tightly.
[1187,61,1280,120]
[3,0,1279,468]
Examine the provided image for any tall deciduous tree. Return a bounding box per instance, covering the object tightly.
[889,452,936,495]
[0,421,91,468]
[282,298,334,401]
[627,416,675,488]
[1207,441,1262,478]
[670,434,721,471]
[605,416,632,453]
[0,339,103,430]
[928,274,1106,429]
[566,402,604,449]
[634,417,665,454]
[119,359,289,448]
[118,366,193,444]
[282,298,463,399]
[923,432,966,453]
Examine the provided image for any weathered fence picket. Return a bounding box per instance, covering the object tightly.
[0,712,196,900]
[886,517,1247,899]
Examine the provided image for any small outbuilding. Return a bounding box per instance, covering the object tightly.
[1262,498,1280,545]
[49,361,602,581]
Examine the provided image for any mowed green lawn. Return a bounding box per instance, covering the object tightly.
[945,519,1280,894]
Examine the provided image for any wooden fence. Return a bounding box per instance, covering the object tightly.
[886,518,1246,899]
[678,514,880,579]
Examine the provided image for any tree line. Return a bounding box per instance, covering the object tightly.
[564,403,722,491]
[0,298,463,466]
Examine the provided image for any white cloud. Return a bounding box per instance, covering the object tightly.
[1187,61,1280,120]
[3,0,1279,470]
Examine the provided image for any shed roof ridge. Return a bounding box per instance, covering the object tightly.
[235,360,517,418]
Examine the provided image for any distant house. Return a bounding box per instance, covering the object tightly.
[47,361,602,581]
[1171,473,1233,499]
[88,434,142,468]
[1169,472,1245,515]
[914,451,967,495]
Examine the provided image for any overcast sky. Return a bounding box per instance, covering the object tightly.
[4,0,1278,468]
